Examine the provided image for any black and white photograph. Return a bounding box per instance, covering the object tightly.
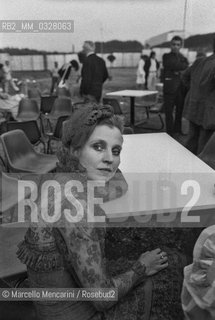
[0,0,215,319]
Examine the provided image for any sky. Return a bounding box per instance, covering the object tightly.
[0,0,215,52]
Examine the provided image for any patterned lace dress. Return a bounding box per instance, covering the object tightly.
[17,165,188,320]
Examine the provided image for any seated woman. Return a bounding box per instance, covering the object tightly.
[181,225,215,319]
[17,104,169,320]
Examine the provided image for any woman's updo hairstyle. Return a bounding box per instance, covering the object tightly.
[57,103,124,172]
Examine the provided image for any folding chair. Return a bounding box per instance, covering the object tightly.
[27,87,41,100]
[16,99,40,122]
[46,115,69,153]
[40,95,57,133]
[103,98,133,133]
[6,120,46,153]
[45,97,73,131]
[56,87,71,98]
[135,93,164,130]
[123,127,134,134]
[1,130,57,173]
[103,97,123,115]
[40,95,57,115]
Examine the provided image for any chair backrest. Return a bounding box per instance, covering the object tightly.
[103,98,123,115]
[53,116,69,139]
[123,127,134,134]
[0,113,6,134]
[1,129,36,170]
[56,87,71,98]
[28,87,41,99]
[17,98,40,116]
[6,120,41,145]
[40,95,57,114]
[140,93,158,107]
[51,98,73,116]
[198,132,215,166]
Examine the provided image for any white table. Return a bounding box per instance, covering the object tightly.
[101,133,215,225]
[106,90,158,127]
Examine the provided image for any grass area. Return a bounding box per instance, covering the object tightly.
[13,67,138,93]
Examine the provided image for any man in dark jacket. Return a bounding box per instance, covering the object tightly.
[182,45,215,155]
[80,41,109,103]
[162,36,189,136]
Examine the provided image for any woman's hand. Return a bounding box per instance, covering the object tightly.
[139,248,168,276]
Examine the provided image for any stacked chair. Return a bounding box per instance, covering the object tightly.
[6,120,46,153]
[40,95,57,133]
[1,129,57,173]
[0,94,75,171]
[40,95,57,115]
[56,87,71,98]
[46,115,69,153]
[27,86,41,108]
[16,99,40,122]
[44,97,73,131]
[134,93,164,130]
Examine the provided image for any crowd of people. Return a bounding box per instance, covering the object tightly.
[50,41,109,103]
[162,35,215,157]
[135,35,215,158]
[136,52,160,91]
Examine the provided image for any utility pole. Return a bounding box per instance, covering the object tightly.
[182,0,188,48]
[100,24,104,56]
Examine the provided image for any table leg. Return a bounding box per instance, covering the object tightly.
[130,96,135,127]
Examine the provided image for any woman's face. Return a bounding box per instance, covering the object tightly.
[75,125,123,182]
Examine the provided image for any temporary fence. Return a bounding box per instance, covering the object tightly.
[0,49,205,71]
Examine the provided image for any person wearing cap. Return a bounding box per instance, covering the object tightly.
[17,104,171,320]
[80,41,109,103]
[181,225,215,319]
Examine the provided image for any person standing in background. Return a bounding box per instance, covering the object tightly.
[136,54,146,90]
[50,61,59,94]
[162,36,189,136]
[80,41,109,103]
[3,60,19,93]
[144,51,159,91]
[143,55,150,89]
[57,60,79,96]
[182,42,215,155]
[65,60,80,98]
